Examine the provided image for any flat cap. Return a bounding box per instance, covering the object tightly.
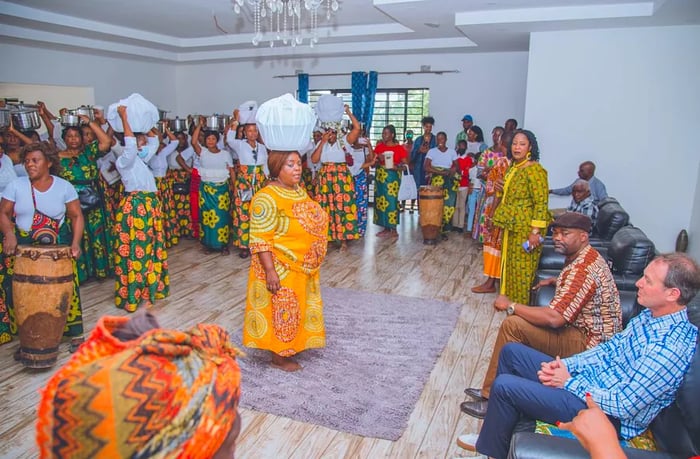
[551,212,592,232]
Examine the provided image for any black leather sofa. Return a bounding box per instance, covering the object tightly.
[545,198,630,248]
[507,295,700,458]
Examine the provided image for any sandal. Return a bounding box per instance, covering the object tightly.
[239,249,250,259]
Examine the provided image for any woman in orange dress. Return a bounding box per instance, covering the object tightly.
[242,94,328,372]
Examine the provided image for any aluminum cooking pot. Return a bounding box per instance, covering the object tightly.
[9,105,41,131]
[156,120,167,134]
[0,108,10,130]
[217,114,231,132]
[60,113,81,127]
[204,115,221,131]
[158,108,169,121]
[169,117,189,133]
[73,105,95,121]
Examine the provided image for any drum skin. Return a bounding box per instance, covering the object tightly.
[13,245,74,369]
[418,186,444,243]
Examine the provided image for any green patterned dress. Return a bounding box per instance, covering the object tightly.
[60,141,112,282]
[429,171,460,234]
[492,161,551,304]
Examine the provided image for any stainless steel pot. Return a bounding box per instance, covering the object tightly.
[9,105,41,131]
[60,113,81,127]
[73,105,95,121]
[158,108,169,121]
[204,115,221,131]
[169,117,189,132]
[156,120,167,134]
[217,115,231,132]
[0,108,10,130]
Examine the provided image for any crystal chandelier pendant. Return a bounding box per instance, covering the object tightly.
[231,0,335,47]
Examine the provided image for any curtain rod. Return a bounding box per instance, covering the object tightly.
[273,70,460,79]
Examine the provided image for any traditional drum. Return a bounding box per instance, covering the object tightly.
[418,186,444,245]
[13,245,74,369]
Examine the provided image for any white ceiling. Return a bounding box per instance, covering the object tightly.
[1,0,699,62]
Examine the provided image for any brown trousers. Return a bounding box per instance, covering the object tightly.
[481,315,587,398]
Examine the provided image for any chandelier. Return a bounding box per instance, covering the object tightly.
[232,0,339,48]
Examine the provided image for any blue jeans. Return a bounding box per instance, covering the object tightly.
[475,343,587,459]
[466,188,480,232]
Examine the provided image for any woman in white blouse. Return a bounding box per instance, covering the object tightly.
[194,118,235,255]
[112,106,169,312]
[226,110,268,258]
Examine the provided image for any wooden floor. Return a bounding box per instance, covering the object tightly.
[0,209,502,459]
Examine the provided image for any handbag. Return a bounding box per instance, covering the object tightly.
[173,180,190,195]
[77,183,102,212]
[29,185,60,245]
[398,166,418,201]
[237,173,256,203]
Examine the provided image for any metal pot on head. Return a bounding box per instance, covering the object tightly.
[217,115,231,132]
[73,105,95,121]
[168,117,189,133]
[204,115,221,131]
[156,120,167,135]
[9,105,41,131]
[158,108,169,121]
[0,108,10,130]
[60,113,81,127]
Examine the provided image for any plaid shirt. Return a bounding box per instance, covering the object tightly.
[563,308,698,438]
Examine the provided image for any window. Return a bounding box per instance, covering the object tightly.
[308,88,429,142]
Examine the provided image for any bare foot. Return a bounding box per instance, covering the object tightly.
[377,229,391,237]
[339,241,348,253]
[270,354,302,372]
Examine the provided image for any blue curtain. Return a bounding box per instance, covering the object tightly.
[297,73,309,103]
[363,71,379,132]
[351,71,367,123]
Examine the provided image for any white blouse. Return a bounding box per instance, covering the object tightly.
[116,137,158,193]
[199,148,233,184]
[2,176,78,231]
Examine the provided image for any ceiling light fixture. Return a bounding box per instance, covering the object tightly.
[231,0,339,48]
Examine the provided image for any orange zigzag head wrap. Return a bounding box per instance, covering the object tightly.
[36,315,242,459]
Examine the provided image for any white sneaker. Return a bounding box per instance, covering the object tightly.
[456,433,479,451]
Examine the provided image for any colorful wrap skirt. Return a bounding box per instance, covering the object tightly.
[429,173,459,233]
[167,169,192,240]
[373,166,400,230]
[199,181,232,251]
[353,170,369,236]
[231,165,266,249]
[315,162,359,241]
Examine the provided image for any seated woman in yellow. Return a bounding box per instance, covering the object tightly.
[242,94,328,372]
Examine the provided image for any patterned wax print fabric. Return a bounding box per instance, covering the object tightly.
[314,162,359,241]
[60,141,112,282]
[492,162,551,304]
[429,171,460,234]
[480,156,511,278]
[155,176,176,247]
[231,165,266,249]
[1,226,84,341]
[167,168,192,240]
[373,166,401,230]
[243,185,329,356]
[301,164,316,200]
[113,192,169,312]
[472,148,505,241]
[353,169,369,236]
[36,316,242,459]
[199,181,231,251]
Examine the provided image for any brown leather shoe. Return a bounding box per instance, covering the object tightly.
[460,400,488,419]
[464,387,487,401]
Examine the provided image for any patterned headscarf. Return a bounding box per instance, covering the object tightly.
[36,315,242,459]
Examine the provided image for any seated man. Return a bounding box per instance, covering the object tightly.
[461,252,700,459]
[36,311,243,459]
[550,160,608,204]
[461,212,622,419]
[567,179,598,228]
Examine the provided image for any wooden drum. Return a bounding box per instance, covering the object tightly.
[13,245,74,369]
[418,186,444,245]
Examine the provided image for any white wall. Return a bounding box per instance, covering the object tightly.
[175,52,529,141]
[689,162,700,261]
[524,25,700,253]
[0,43,176,111]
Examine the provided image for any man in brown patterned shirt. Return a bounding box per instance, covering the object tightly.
[461,212,622,419]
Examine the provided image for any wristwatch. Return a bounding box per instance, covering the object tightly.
[506,302,516,316]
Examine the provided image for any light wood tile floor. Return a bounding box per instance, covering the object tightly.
[0,210,502,459]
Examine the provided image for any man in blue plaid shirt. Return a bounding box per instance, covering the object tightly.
[462,253,700,459]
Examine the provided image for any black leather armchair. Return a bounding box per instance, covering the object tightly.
[507,295,700,459]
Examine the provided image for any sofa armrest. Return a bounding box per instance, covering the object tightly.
[508,432,681,459]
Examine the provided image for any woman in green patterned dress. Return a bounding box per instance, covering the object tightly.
[373,125,407,238]
[58,117,113,282]
[492,129,551,305]
[425,131,460,239]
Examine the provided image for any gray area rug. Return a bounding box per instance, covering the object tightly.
[233,286,461,441]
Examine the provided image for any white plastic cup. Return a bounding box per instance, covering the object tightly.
[383,151,394,169]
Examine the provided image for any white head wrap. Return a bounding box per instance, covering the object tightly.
[255,94,317,152]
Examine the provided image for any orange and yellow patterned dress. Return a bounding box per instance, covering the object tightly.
[243,185,329,357]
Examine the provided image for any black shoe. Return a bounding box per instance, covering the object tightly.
[460,400,488,419]
[441,233,448,241]
[464,387,487,401]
